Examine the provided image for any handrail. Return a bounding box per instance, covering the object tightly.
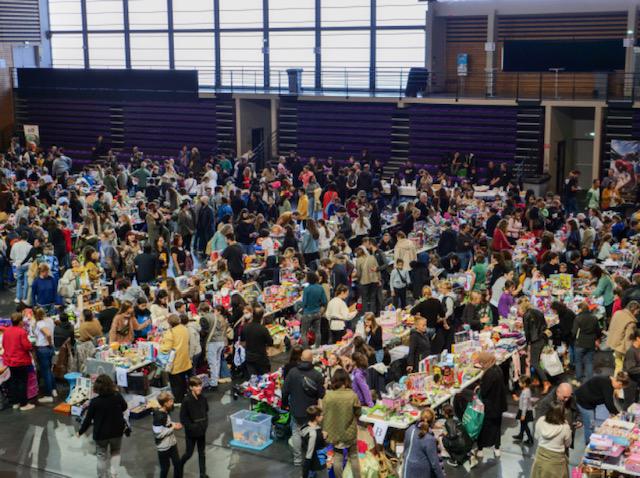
[11,67,640,102]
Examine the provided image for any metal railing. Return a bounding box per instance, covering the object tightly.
[11,67,640,102]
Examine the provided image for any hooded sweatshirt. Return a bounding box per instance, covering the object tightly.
[534,417,571,453]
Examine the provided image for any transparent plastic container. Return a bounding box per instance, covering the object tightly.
[229,410,273,451]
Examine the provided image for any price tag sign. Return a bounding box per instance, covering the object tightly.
[372,420,389,445]
[115,367,128,388]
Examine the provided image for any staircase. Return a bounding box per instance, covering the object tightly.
[515,106,545,176]
[108,105,124,156]
[386,108,410,179]
[278,99,298,156]
[602,107,634,175]
[215,96,236,156]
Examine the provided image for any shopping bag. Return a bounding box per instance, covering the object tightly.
[540,348,564,377]
[233,342,246,367]
[156,349,176,373]
[462,395,485,440]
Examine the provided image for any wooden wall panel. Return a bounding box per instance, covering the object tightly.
[444,42,486,96]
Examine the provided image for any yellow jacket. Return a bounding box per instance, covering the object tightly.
[297,194,309,219]
[160,324,192,374]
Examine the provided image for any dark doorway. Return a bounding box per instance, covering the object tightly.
[251,127,265,170]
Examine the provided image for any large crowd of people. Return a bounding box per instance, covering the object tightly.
[0,136,639,478]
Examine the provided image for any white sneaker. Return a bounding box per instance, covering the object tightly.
[52,390,58,398]
[494,448,501,458]
[38,396,54,404]
[13,298,19,303]
[20,404,35,411]
[12,404,20,410]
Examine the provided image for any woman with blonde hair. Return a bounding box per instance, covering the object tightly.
[402,407,444,478]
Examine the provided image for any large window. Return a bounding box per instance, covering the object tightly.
[86,0,124,30]
[88,33,126,68]
[173,0,214,29]
[51,34,84,68]
[322,31,370,88]
[175,33,215,86]
[128,0,168,30]
[220,32,264,87]
[269,0,315,28]
[48,0,427,90]
[130,33,169,69]
[377,0,427,27]
[48,0,82,32]
[377,30,425,88]
[219,0,262,29]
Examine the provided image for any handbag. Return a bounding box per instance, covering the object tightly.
[540,347,564,377]
[462,395,485,440]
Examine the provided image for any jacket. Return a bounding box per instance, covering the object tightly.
[572,312,600,350]
[281,361,325,423]
[393,239,417,270]
[593,275,614,306]
[480,365,508,418]
[606,308,637,355]
[352,368,373,407]
[201,312,228,344]
[180,392,209,437]
[32,276,58,306]
[160,324,193,374]
[241,321,274,364]
[523,308,547,344]
[355,254,380,285]
[624,345,640,381]
[323,389,361,445]
[152,409,177,451]
[534,418,571,453]
[575,376,620,413]
[1,325,33,367]
[407,329,431,370]
[402,425,445,478]
[535,387,577,432]
[78,392,128,441]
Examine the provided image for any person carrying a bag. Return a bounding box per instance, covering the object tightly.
[77,374,129,478]
[200,304,229,389]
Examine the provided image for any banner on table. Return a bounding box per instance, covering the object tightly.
[23,124,39,150]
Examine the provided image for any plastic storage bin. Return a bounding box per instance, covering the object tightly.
[229,409,273,451]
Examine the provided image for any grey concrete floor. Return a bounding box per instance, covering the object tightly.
[0,286,598,478]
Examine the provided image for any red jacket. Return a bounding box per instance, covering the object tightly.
[62,228,73,253]
[491,228,512,252]
[2,325,33,367]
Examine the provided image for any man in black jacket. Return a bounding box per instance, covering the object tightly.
[623,330,640,408]
[576,372,629,444]
[437,223,457,258]
[535,382,578,448]
[281,349,325,467]
[407,317,431,373]
[485,208,501,238]
[622,274,640,307]
[521,300,550,394]
[180,376,209,478]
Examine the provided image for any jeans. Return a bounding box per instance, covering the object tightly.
[566,197,578,217]
[300,312,322,347]
[158,445,182,478]
[308,197,315,219]
[241,244,255,256]
[96,436,122,478]
[577,403,595,445]
[36,346,56,397]
[375,349,384,363]
[574,347,594,382]
[206,341,225,386]
[15,264,29,302]
[456,251,472,271]
[220,354,231,378]
[290,419,303,465]
[180,435,206,477]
